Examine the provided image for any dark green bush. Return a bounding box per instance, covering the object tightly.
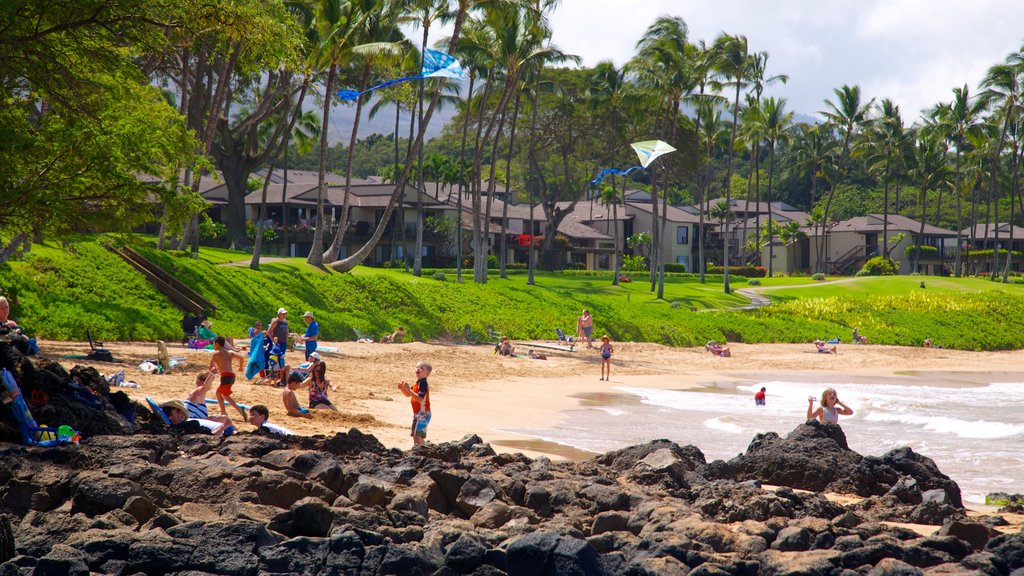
[664,263,686,273]
[707,265,767,278]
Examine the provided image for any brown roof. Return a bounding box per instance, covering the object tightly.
[831,214,958,236]
[960,222,1024,240]
[626,202,701,224]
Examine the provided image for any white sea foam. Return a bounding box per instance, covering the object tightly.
[704,416,745,435]
[863,412,1024,439]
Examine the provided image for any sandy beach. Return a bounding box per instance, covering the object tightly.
[38,338,1024,458]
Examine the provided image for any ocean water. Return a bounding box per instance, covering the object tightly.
[502,373,1024,505]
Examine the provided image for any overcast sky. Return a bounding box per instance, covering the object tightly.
[536,0,1024,122]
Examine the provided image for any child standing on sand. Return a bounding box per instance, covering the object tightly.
[599,335,613,381]
[209,336,248,420]
[397,361,431,447]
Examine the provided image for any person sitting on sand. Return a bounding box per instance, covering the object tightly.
[494,336,514,357]
[815,339,837,354]
[281,373,312,418]
[710,342,731,357]
[924,338,933,348]
[527,350,547,360]
[290,351,321,380]
[248,404,294,436]
[381,326,407,344]
[807,387,854,425]
[303,360,338,411]
[852,327,869,345]
[183,371,231,425]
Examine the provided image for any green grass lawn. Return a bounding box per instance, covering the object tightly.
[3,237,1023,350]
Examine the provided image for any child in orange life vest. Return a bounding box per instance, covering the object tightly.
[397,361,432,447]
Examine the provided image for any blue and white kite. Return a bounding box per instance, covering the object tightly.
[337,49,464,101]
[591,140,676,186]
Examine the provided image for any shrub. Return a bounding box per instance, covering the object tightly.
[811,272,826,281]
[564,261,586,270]
[621,255,648,272]
[861,256,897,276]
[199,217,227,242]
[855,269,871,277]
[707,265,767,278]
[747,279,761,286]
[905,245,939,258]
[431,272,446,281]
[664,263,686,273]
[246,220,278,243]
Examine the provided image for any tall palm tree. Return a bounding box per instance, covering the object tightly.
[327,0,478,272]
[785,123,837,266]
[322,1,406,263]
[855,98,905,262]
[907,129,951,273]
[744,51,788,264]
[710,32,749,294]
[760,96,793,277]
[586,60,630,285]
[929,85,984,277]
[303,0,388,266]
[818,84,875,272]
[978,52,1024,279]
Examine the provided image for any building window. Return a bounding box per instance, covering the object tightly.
[676,226,689,245]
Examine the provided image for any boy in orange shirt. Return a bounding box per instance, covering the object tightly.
[397,361,431,447]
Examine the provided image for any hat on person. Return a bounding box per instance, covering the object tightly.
[303,311,314,318]
[160,400,187,416]
[277,307,288,315]
[308,352,321,361]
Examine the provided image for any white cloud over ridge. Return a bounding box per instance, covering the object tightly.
[545,0,1024,121]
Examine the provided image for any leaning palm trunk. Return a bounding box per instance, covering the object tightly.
[324,64,371,262]
[455,73,476,282]
[307,62,337,266]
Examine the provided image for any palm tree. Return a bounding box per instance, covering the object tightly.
[303,0,391,266]
[818,84,875,272]
[326,0,477,272]
[709,199,736,267]
[322,3,406,263]
[978,52,1024,279]
[586,60,630,285]
[907,129,951,273]
[710,32,749,293]
[760,96,793,277]
[785,123,837,268]
[855,98,905,263]
[929,85,984,276]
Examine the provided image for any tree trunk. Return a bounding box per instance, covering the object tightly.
[500,88,523,279]
[307,62,337,266]
[456,73,476,283]
[324,63,372,262]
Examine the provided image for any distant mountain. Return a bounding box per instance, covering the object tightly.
[323,96,457,145]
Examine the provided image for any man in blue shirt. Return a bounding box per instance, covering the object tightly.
[299,311,319,360]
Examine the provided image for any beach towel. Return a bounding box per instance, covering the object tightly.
[245,333,267,380]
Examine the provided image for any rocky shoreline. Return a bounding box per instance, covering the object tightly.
[2,336,1024,575]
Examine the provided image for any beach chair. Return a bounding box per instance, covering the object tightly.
[85,330,114,362]
[1,368,61,446]
[486,325,503,340]
[462,325,483,344]
[352,328,374,343]
[555,328,575,344]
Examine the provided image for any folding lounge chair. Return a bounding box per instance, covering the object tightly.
[486,325,503,340]
[555,328,574,344]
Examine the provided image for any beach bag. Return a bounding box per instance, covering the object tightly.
[86,349,113,362]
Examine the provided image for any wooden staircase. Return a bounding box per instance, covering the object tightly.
[108,246,217,316]
[828,245,867,275]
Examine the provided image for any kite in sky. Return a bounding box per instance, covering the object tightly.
[337,49,464,101]
[590,140,677,186]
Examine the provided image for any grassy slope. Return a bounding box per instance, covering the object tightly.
[2,239,1023,350]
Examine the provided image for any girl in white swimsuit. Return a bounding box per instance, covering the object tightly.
[807,387,854,424]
